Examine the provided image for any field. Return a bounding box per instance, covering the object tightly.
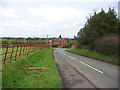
[2,39,49,44]
[1,40,48,64]
[67,48,118,64]
[2,48,62,88]
[2,47,30,63]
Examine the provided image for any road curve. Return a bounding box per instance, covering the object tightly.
[53,48,118,88]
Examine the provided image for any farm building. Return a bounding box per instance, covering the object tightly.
[49,35,69,47]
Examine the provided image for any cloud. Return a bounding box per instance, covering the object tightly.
[0,7,19,18]
[27,4,87,22]
[0,19,48,29]
[0,1,118,38]
[0,4,86,28]
[0,27,3,36]
[1,0,119,3]
[0,27,3,31]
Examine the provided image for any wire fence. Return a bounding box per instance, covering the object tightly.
[0,41,48,64]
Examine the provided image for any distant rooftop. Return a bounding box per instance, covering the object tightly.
[52,35,64,42]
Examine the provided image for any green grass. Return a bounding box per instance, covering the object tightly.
[1,45,44,63]
[67,48,118,64]
[2,39,49,44]
[2,46,33,62]
[2,39,27,44]
[2,48,62,88]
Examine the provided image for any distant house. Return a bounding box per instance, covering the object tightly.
[49,35,69,47]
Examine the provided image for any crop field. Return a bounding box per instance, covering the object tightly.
[2,39,49,44]
[1,41,47,64]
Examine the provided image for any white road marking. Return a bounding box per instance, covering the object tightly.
[68,56,76,60]
[64,53,67,56]
[63,53,76,60]
[79,61,103,73]
[63,52,103,73]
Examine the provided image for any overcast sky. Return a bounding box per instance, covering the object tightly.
[0,0,119,38]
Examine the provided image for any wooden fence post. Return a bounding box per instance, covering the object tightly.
[23,42,25,54]
[10,42,14,61]
[25,42,28,55]
[19,42,22,57]
[26,42,28,56]
[4,41,9,64]
[15,42,19,60]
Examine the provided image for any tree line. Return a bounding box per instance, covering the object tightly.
[76,8,120,57]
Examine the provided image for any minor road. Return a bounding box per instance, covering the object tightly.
[53,48,118,88]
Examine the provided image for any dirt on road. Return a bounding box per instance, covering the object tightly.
[53,50,96,88]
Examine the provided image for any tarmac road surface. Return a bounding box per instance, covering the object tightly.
[53,48,118,88]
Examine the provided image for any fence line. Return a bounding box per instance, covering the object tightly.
[0,41,47,64]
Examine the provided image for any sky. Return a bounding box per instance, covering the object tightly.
[0,0,119,38]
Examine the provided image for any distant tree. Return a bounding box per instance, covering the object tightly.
[41,38,45,40]
[67,40,69,43]
[27,37,32,40]
[17,37,24,40]
[33,37,40,40]
[74,35,77,40]
[6,37,11,40]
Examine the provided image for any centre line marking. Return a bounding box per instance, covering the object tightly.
[79,61,103,73]
[68,56,76,60]
[64,53,67,55]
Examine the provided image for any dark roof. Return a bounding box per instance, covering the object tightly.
[53,38,64,42]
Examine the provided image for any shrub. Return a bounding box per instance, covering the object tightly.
[62,44,72,48]
[88,42,95,50]
[67,40,69,43]
[95,35,118,57]
[51,44,59,47]
[80,45,87,49]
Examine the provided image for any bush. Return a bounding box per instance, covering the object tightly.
[62,44,72,48]
[51,44,59,47]
[88,42,95,50]
[95,35,118,57]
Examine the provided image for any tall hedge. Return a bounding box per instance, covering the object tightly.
[76,8,120,51]
[95,35,118,57]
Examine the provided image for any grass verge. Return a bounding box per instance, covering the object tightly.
[66,48,118,64]
[3,47,62,88]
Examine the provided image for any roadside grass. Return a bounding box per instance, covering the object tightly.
[2,48,62,88]
[66,48,118,64]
